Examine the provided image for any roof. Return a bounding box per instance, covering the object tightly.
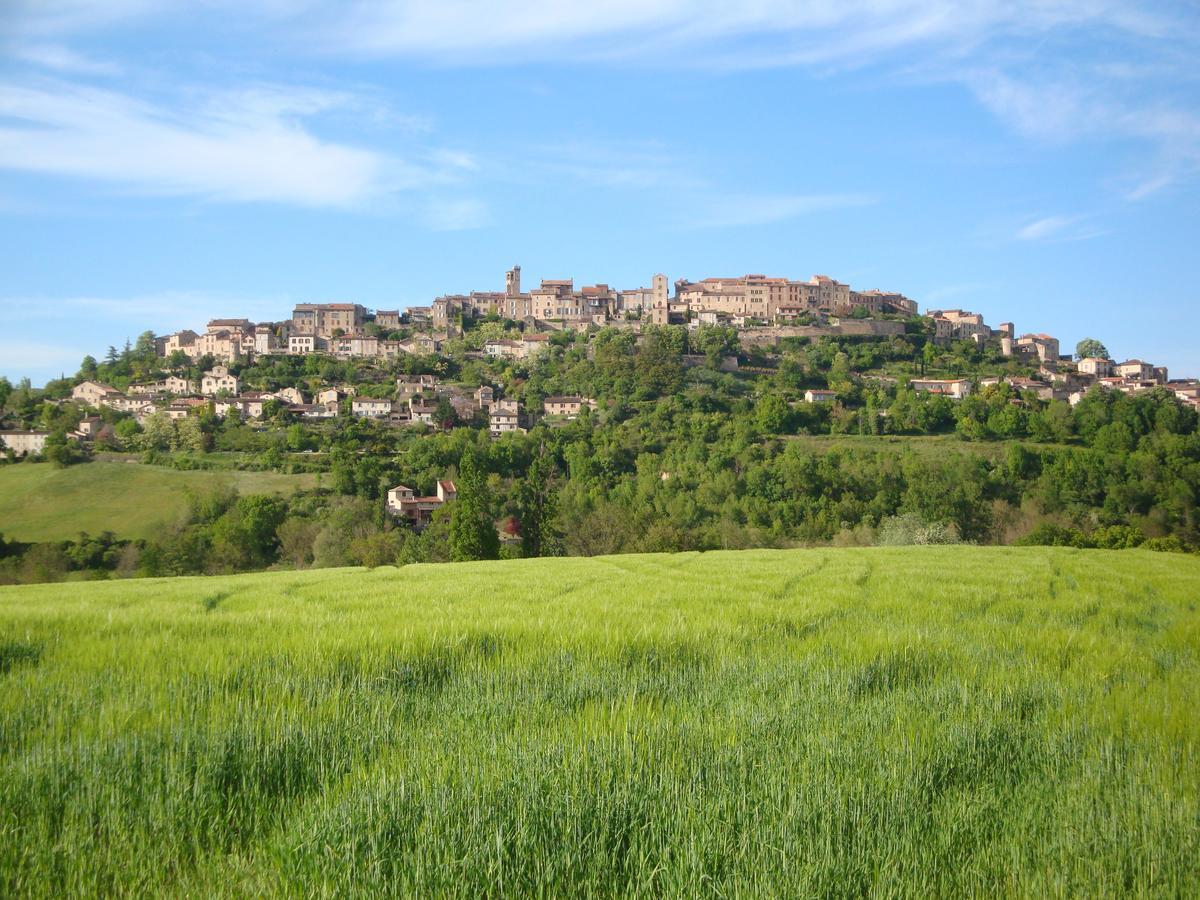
[438,480,457,492]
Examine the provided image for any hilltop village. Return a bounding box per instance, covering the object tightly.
[14,266,1192,445]
[2,262,1198,581]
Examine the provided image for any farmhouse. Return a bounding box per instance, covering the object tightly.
[542,395,595,418]
[0,430,49,456]
[909,378,973,399]
[804,389,839,403]
[386,479,457,526]
[71,381,122,406]
[351,398,393,419]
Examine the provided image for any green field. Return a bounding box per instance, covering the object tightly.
[1,547,1198,896]
[0,462,320,542]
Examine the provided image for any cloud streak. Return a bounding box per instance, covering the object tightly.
[0,79,473,208]
[685,192,878,229]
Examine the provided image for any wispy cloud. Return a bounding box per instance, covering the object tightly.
[0,79,472,209]
[1012,213,1108,243]
[685,192,878,229]
[968,69,1200,198]
[10,42,122,76]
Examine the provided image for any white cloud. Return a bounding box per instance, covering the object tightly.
[0,79,406,208]
[1014,214,1107,243]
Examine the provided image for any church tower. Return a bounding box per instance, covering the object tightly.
[505,265,521,298]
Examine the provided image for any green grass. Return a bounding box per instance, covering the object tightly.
[0,461,320,542]
[1,547,1198,896]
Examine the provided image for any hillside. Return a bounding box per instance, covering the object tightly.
[0,460,319,542]
[2,547,1198,896]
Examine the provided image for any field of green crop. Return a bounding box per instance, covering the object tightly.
[1,547,1198,896]
[0,461,320,542]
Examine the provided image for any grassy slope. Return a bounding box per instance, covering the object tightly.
[1,547,1198,896]
[0,461,319,542]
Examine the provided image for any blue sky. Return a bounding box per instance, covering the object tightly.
[1,0,1198,384]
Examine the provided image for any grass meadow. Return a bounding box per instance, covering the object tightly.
[0,462,319,542]
[1,547,1198,896]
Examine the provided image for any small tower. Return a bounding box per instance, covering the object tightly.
[652,273,668,305]
[505,265,521,298]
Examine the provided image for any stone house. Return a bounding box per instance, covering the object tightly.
[386,479,457,527]
[201,366,240,396]
[909,378,973,400]
[542,396,595,418]
[0,430,49,456]
[72,381,122,406]
[490,399,522,437]
[804,389,839,403]
[351,398,393,419]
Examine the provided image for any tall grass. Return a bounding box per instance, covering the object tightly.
[1,547,1198,896]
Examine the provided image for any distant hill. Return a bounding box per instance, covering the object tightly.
[1,547,1197,895]
[0,460,318,542]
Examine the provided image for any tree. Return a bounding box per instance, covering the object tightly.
[518,445,563,558]
[1075,338,1109,360]
[449,446,499,561]
[42,430,82,468]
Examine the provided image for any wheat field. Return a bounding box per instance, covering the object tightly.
[1,547,1198,896]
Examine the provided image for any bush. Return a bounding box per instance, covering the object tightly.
[877,513,962,546]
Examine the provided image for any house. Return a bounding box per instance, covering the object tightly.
[542,395,595,418]
[71,416,115,443]
[1115,360,1154,381]
[909,378,972,399]
[0,430,49,456]
[804,389,839,403]
[215,396,266,419]
[351,398,393,419]
[397,375,439,401]
[450,396,480,420]
[272,387,305,405]
[289,335,317,355]
[400,334,441,355]
[201,365,239,396]
[316,388,343,408]
[162,405,193,420]
[484,339,522,359]
[72,381,122,406]
[1077,357,1112,378]
[161,330,199,358]
[291,302,366,339]
[408,401,438,426]
[387,479,457,527]
[521,333,552,356]
[1016,333,1060,364]
[490,399,522,437]
[253,325,279,355]
[375,309,401,329]
[108,395,154,415]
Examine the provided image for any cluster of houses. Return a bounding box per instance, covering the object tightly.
[2,370,599,452]
[152,266,923,367]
